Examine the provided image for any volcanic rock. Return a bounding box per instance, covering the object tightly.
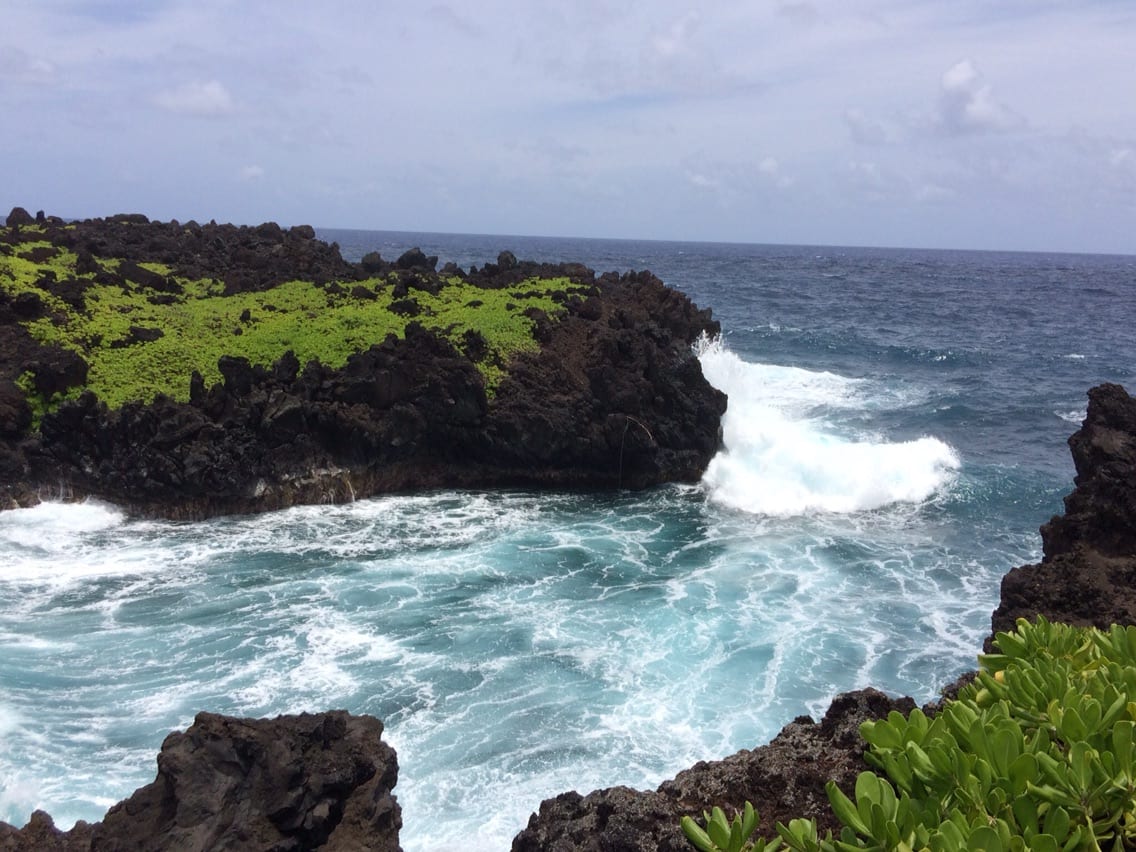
[0,711,401,852]
[0,213,725,518]
[4,207,35,227]
[511,689,917,851]
[394,247,437,271]
[26,347,89,397]
[992,383,1136,635]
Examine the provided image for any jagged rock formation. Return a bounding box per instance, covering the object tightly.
[0,711,400,852]
[992,382,1136,634]
[511,689,916,852]
[0,208,726,518]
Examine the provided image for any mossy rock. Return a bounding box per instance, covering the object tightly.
[0,216,591,418]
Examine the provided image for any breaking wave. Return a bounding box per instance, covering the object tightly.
[696,336,959,515]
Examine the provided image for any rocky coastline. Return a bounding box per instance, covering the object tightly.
[2,383,1131,851]
[2,208,1133,851]
[0,208,725,519]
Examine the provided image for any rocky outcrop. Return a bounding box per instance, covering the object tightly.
[480,270,725,490]
[0,711,400,852]
[992,383,1136,635]
[0,211,725,518]
[511,689,916,851]
[15,271,723,519]
[2,210,359,293]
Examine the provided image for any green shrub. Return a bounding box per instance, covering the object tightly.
[684,617,1136,852]
[682,802,781,852]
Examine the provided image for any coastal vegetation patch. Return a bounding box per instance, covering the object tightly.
[683,616,1136,852]
[0,231,587,414]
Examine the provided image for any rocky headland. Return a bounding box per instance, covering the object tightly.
[0,207,725,519]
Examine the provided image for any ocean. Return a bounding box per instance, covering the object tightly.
[1,232,1133,849]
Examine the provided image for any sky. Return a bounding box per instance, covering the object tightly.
[2,0,1134,254]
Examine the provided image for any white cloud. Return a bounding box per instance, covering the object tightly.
[844,159,909,203]
[2,1,1133,252]
[154,80,235,116]
[758,157,794,188]
[650,11,701,60]
[916,183,955,203]
[687,171,719,190]
[936,60,1020,134]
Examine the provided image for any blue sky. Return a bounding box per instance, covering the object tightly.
[3,1,1134,253]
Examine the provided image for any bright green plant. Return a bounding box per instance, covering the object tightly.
[687,618,1136,852]
[682,802,781,852]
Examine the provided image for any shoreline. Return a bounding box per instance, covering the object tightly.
[2,382,1132,850]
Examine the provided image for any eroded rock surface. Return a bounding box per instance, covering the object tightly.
[0,711,400,852]
[510,689,916,851]
[0,211,725,517]
[992,383,1136,635]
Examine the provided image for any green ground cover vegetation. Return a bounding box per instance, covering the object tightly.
[1,240,585,413]
[684,617,1136,852]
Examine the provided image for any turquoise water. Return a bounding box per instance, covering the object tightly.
[1,236,1133,849]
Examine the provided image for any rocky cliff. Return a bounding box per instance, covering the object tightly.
[0,208,726,518]
[3,206,1132,850]
[991,382,1136,634]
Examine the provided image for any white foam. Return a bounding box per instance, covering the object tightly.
[0,703,21,739]
[0,631,76,652]
[697,334,861,415]
[0,502,181,586]
[1057,408,1087,425]
[207,491,544,561]
[0,770,40,830]
[0,500,124,546]
[697,337,959,516]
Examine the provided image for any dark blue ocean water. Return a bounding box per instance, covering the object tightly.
[0,233,1132,849]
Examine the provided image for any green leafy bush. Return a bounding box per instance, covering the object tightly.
[682,802,780,852]
[684,617,1136,852]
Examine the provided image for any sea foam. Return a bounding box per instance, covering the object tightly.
[0,500,123,545]
[696,337,959,515]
